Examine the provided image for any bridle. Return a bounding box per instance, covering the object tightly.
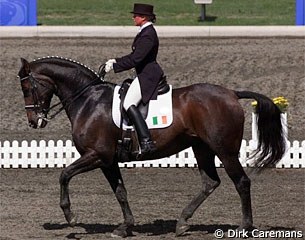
[19,71,103,123]
[19,73,53,125]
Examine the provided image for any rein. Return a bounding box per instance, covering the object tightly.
[46,77,101,120]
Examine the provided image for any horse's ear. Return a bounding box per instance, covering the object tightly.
[20,58,30,74]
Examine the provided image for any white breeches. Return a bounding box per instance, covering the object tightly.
[123,77,142,110]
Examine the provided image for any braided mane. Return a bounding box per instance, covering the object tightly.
[33,56,102,80]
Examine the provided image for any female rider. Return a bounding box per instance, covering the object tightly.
[104,3,164,156]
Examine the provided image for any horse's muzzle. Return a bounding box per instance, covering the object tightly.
[28,117,48,129]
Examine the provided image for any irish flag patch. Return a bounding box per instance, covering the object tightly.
[152,116,168,125]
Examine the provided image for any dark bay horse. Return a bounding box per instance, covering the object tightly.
[18,57,285,237]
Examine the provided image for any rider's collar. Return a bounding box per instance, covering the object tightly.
[139,22,152,33]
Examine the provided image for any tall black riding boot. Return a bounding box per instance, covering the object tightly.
[126,105,156,155]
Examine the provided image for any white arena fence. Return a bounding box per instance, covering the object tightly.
[0,139,304,169]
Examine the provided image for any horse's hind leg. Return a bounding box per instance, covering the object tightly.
[220,154,253,230]
[101,162,134,238]
[176,143,220,236]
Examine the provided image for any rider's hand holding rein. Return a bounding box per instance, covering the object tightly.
[105,59,116,73]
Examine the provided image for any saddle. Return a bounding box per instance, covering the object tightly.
[118,75,170,125]
[115,76,171,162]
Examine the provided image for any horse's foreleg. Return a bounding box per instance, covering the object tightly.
[101,163,134,238]
[59,151,100,226]
[176,145,220,236]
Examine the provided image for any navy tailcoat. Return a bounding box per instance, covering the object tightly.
[113,24,164,104]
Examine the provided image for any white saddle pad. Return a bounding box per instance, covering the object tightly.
[112,85,173,130]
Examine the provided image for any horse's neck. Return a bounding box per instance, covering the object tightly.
[34,59,96,99]
[53,69,94,100]
[54,74,96,122]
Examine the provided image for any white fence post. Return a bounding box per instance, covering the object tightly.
[301,141,305,168]
[65,140,73,166]
[291,140,303,168]
[252,113,258,141]
[21,140,28,168]
[39,140,47,168]
[48,140,55,168]
[30,140,38,168]
[56,140,64,168]
[1,141,11,168]
[12,140,19,168]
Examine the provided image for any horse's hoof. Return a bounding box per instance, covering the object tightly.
[176,224,190,237]
[68,214,78,227]
[237,224,254,231]
[111,224,133,238]
[111,229,128,238]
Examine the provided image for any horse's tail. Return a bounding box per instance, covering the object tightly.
[235,91,286,172]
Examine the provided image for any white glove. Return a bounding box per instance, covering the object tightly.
[105,59,116,73]
[106,59,116,64]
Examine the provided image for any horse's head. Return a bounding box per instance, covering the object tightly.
[18,58,56,129]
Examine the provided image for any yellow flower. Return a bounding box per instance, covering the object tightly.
[251,96,288,113]
[251,100,257,107]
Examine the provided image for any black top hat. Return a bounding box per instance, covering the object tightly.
[130,3,155,17]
